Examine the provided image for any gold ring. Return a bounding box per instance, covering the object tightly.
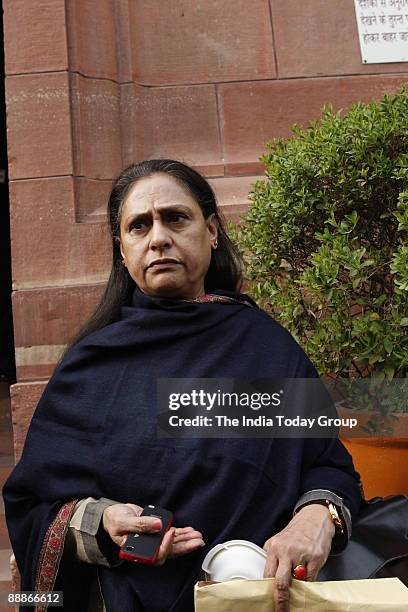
[292,564,307,580]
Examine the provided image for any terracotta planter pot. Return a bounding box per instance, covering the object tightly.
[341,437,408,499]
[339,411,408,498]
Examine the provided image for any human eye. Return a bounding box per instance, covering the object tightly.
[168,212,187,223]
[129,218,148,232]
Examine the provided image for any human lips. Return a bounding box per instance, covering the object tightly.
[147,258,181,270]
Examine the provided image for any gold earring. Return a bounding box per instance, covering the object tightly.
[213,238,218,249]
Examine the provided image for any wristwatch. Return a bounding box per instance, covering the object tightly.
[295,498,348,552]
[320,499,345,535]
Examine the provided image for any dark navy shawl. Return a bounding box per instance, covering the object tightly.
[3,288,362,611]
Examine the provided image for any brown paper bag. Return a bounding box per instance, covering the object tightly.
[194,577,408,611]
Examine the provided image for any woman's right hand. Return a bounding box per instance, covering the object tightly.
[102,503,205,565]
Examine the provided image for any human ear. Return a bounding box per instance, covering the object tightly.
[206,213,218,248]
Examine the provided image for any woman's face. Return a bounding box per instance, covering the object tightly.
[119,173,218,299]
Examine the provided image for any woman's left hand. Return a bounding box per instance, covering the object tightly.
[169,526,205,558]
[263,503,335,612]
[146,525,205,566]
[118,524,205,565]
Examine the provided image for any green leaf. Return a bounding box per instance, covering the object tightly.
[384,366,395,379]
[384,338,393,354]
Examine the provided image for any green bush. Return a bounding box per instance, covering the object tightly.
[236,88,408,380]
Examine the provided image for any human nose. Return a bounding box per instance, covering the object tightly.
[149,219,172,250]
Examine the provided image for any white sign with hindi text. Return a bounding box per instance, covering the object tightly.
[354,0,408,63]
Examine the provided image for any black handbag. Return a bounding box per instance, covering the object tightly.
[317,495,408,586]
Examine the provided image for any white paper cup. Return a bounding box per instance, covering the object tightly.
[201,539,267,581]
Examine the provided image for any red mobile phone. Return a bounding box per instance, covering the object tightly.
[119,505,174,564]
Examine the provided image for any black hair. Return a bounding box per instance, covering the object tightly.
[63,159,243,353]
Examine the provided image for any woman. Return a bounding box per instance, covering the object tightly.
[3,159,362,612]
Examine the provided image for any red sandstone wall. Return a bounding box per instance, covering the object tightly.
[3,0,408,458]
